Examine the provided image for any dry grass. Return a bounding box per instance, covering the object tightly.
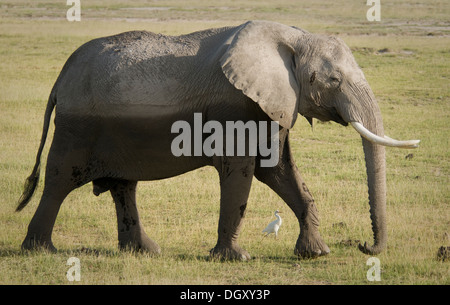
[0,0,449,285]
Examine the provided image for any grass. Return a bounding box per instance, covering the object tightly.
[0,1,449,285]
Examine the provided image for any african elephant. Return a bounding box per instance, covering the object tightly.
[17,20,419,260]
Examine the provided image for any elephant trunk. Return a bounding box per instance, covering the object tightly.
[336,79,419,254]
[346,85,420,254]
[355,93,387,255]
[338,81,389,255]
[360,136,387,255]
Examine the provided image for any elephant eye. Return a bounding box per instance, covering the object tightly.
[330,77,340,83]
[330,76,341,87]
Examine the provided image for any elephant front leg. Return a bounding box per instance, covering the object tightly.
[258,170,330,258]
[255,134,330,259]
[110,180,160,254]
[292,183,330,258]
[210,156,255,261]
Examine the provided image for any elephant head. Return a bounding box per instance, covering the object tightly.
[221,21,419,255]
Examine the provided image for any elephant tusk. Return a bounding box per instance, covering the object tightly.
[350,122,420,149]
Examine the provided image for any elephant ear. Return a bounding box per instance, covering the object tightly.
[220,21,303,129]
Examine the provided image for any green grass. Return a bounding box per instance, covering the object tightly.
[0,1,449,285]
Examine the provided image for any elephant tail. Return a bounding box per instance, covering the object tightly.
[16,90,56,212]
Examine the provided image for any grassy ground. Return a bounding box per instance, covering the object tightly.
[0,1,449,284]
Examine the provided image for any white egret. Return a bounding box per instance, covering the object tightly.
[262,210,282,239]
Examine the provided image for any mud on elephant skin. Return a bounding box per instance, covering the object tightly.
[17,21,419,260]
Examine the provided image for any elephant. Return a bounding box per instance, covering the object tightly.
[17,20,419,260]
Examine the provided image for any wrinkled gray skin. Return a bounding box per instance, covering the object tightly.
[17,21,388,259]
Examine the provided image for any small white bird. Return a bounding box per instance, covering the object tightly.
[262,210,282,239]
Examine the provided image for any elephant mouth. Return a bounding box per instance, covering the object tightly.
[303,107,348,127]
[328,107,348,127]
[332,110,348,127]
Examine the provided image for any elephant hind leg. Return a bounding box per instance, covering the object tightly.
[110,180,160,254]
[21,150,81,252]
[21,186,71,252]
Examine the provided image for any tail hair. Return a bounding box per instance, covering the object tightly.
[16,164,40,212]
[16,89,55,212]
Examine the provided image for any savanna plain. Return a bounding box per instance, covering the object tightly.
[0,0,448,285]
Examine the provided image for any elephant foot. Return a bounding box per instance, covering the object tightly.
[118,231,161,255]
[21,236,57,253]
[294,231,330,259]
[210,244,251,261]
